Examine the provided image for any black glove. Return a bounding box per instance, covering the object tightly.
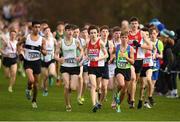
[133,40,141,48]
[19,54,24,61]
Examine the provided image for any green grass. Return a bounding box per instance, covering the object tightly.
[0,68,180,121]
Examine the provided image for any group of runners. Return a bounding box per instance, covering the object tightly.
[0,16,173,112]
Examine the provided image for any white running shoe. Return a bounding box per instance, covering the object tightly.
[32,102,38,108]
[8,86,13,93]
[166,94,179,98]
[144,102,152,109]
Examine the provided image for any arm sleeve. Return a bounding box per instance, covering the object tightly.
[158,40,164,53]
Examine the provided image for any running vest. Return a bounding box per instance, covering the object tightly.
[77,37,88,66]
[128,30,144,59]
[3,39,17,58]
[55,31,64,40]
[153,39,161,71]
[116,44,131,69]
[41,37,55,62]
[88,39,105,67]
[143,49,153,67]
[61,38,78,67]
[24,34,42,61]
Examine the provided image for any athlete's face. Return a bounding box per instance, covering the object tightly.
[57,24,64,31]
[73,28,80,38]
[32,24,41,35]
[44,28,51,36]
[65,29,74,38]
[101,29,109,40]
[142,31,150,39]
[89,29,98,40]
[113,31,121,40]
[150,30,158,40]
[10,31,17,39]
[130,21,139,30]
[120,35,128,44]
[81,29,89,39]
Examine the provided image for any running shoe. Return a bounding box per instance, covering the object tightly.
[144,101,152,109]
[116,104,121,113]
[137,100,143,109]
[8,86,13,93]
[77,98,83,105]
[92,103,101,112]
[43,90,48,96]
[25,89,32,100]
[66,105,72,112]
[81,97,85,102]
[129,101,135,109]
[32,102,38,108]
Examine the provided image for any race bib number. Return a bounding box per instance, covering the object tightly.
[28,52,40,59]
[143,58,151,64]
[117,61,127,69]
[88,54,98,61]
[47,50,53,55]
[9,53,17,58]
[65,58,76,63]
[44,50,53,62]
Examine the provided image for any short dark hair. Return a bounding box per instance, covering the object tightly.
[112,26,121,33]
[65,24,75,30]
[100,25,109,32]
[32,20,41,26]
[57,21,65,26]
[149,25,159,33]
[88,25,99,34]
[81,27,88,32]
[73,25,79,30]
[141,27,150,33]
[130,17,139,23]
[10,28,17,33]
[41,19,48,24]
[43,27,50,32]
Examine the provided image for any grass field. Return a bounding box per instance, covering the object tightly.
[0,68,180,121]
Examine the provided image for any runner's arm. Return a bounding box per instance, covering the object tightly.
[98,40,108,61]
[125,46,134,65]
[41,38,47,55]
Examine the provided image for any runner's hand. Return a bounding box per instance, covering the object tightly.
[76,56,81,62]
[58,57,64,64]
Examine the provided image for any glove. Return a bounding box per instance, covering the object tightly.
[133,40,141,48]
[19,54,24,61]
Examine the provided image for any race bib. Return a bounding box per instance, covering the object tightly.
[47,50,53,55]
[143,58,151,64]
[28,52,40,59]
[65,58,76,63]
[117,60,127,69]
[88,54,98,61]
[9,53,17,58]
